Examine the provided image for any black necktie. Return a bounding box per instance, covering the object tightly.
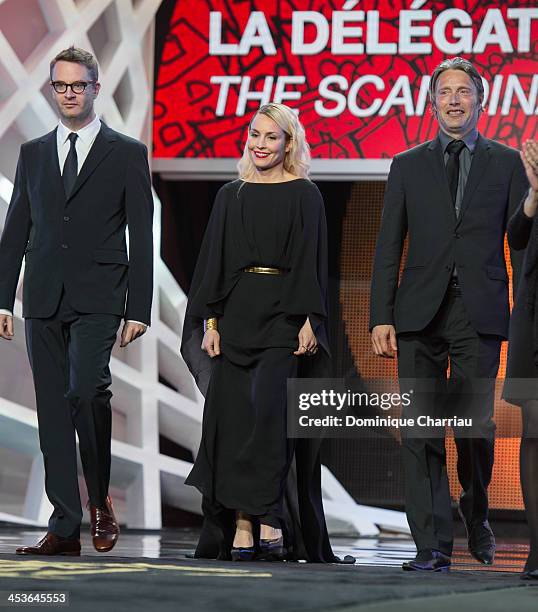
[62,132,78,196]
[446,139,466,207]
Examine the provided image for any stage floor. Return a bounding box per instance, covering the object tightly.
[0,529,536,611]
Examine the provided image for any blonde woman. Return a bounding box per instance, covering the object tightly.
[181,103,337,562]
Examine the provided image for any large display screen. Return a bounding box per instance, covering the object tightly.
[153,1,538,178]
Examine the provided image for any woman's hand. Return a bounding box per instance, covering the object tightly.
[521,140,538,218]
[202,329,221,358]
[294,318,318,356]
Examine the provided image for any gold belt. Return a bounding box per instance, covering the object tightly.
[244,266,283,275]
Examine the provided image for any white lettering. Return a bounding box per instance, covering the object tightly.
[399,10,432,54]
[487,74,504,115]
[239,11,276,55]
[379,76,414,116]
[366,11,397,54]
[433,9,472,54]
[273,76,305,104]
[209,11,276,56]
[209,12,239,55]
[236,76,273,116]
[415,75,431,116]
[332,11,365,54]
[508,8,538,53]
[501,74,538,116]
[211,75,242,116]
[474,9,513,53]
[291,11,329,54]
[348,75,384,117]
[315,75,348,117]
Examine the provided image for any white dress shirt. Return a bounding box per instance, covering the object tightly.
[57,114,102,174]
[1,116,146,328]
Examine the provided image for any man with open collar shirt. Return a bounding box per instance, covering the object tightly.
[0,47,153,556]
[370,57,528,572]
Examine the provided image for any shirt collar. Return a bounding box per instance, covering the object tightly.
[438,128,479,154]
[57,114,101,145]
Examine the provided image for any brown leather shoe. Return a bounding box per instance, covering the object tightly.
[16,533,80,556]
[90,495,120,552]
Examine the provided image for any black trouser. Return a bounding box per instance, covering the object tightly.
[521,402,538,571]
[25,292,121,538]
[397,287,501,556]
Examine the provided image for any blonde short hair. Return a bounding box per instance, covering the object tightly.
[237,103,311,181]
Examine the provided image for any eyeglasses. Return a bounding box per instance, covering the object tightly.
[50,81,96,94]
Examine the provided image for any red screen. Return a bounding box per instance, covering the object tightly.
[153,1,538,163]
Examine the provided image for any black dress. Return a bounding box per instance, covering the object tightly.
[504,203,538,404]
[181,178,336,562]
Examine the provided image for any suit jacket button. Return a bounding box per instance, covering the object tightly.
[454,233,461,239]
[61,244,68,249]
[63,216,70,222]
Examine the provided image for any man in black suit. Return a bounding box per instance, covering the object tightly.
[0,47,153,555]
[370,57,528,571]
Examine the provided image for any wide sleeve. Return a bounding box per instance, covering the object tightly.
[279,181,331,372]
[180,184,240,395]
[183,186,234,320]
[281,185,327,309]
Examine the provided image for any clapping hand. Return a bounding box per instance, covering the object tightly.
[521,140,538,193]
[521,140,538,218]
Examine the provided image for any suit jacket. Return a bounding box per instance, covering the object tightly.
[369,134,528,339]
[0,123,153,324]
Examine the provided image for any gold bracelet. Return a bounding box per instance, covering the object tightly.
[205,317,218,331]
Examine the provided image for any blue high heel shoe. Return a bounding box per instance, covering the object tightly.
[231,546,256,561]
[257,536,285,561]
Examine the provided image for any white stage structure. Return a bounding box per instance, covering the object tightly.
[0,0,408,537]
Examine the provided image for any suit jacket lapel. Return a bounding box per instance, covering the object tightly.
[39,128,65,201]
[456,134,491,226]
[66,123,117,203]
[426,137,456,224]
